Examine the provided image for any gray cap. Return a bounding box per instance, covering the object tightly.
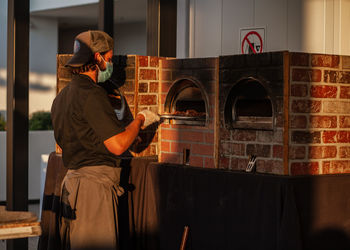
[65,30,114,67]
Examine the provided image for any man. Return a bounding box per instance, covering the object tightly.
[51,30,159,250]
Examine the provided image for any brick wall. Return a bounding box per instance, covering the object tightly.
[133,55,163,157]
[158,58,218,168]
[289,53,350,175]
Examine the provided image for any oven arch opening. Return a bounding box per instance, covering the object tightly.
[164,78,209,126]
[224,77,275,130]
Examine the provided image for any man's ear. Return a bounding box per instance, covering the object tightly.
[94,52,102,63]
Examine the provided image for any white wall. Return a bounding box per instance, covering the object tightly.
[0,131,56,201]
[183,0,350,58]
[30,0,98,12]
[115,22,147,55]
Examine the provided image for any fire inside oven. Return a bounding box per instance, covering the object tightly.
[164,79,207,126]
[225,77,274,130]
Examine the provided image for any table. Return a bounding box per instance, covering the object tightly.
[0,206,41,240]
[39,152,350,250]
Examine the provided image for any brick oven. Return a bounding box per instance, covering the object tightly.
[57,51,350,175]
[158,58,218,168]
[218,51,350,175]
[219,52,287,174]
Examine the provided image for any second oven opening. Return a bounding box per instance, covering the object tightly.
[225,78,275,130]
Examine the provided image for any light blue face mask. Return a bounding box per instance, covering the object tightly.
[97,56,113,83]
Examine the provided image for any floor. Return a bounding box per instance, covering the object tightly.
[0,203,40,250]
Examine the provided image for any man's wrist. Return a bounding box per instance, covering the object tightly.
[136,113,145,126]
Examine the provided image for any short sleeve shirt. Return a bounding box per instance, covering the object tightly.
[51,74,125,169]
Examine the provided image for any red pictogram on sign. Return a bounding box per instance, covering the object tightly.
[241,31,263,54]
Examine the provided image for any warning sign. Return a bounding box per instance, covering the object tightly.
[240,28,265,54]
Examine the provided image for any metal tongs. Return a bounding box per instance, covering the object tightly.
[245,155,257,172]
[159,113,206,121]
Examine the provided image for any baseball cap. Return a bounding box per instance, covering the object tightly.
[65,30,114,67]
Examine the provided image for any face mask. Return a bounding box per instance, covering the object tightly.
[97,56,113,83]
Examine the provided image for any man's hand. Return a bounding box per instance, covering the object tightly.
[137,110,160,127]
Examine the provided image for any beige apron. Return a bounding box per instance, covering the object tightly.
[59,165,124,250]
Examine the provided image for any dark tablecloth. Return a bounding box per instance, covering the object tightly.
[38,152,350,250]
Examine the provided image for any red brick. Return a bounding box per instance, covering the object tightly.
[139,69,156,80]
[192,144,214,156]
[309,146,337,159]
[160,81,172,93]
[126,68,135,80]
[292,68,321,82]
[149,82,158,93]
[219,156,230,169]
[309,116,337,128]
[276,114,284,128]
[291,131,321,144]
[138,82,148,93]
[161,129,180,141]
[256,159,272,173]
[291,84,308,97]
[161,141,170,152]
[160,70,172,81]
[322,131,337,143]
[124,94,135,105]
[220,127,231,141]
[311,54,340,68]
[236,158,249,171]
[179,131,205,143]
[119,80,135,92]
[324,70,350,83]
[160,94,166,105]
[273,145,283,159]
[289,146,306,159]
[291,100,321,113]
[204,132,214,144]
[138,56,148,67]
[291,53,309,66]
[340,86,350,99]
[324,160,350,174]
[337,131,350,143]
[257,130,283,143]
[171,142,191,153]
[340,116,350,128]
[342,56,350,69]
[339,147,350,158]
[161,59,182,69]
[256,159,283,174]
[189,155,203,167]
[290,115,307,128]
[291,162,319,175]
[321,131,350,144]
[246,144,271,158]
[220,142,233,155]
[310,85,337,98]
[232,143,245,156]
[151,132,158,143]
[139,95,157,105]
[150,57,159,67]
[232,130,256,141]
[322,161,331,174]
[204,157,215,168]
[323,100,350,114]
[159,152,180,164]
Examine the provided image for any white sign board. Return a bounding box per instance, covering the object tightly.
[240,27,265,54]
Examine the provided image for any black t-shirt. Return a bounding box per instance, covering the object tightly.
[51,74,125,169]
